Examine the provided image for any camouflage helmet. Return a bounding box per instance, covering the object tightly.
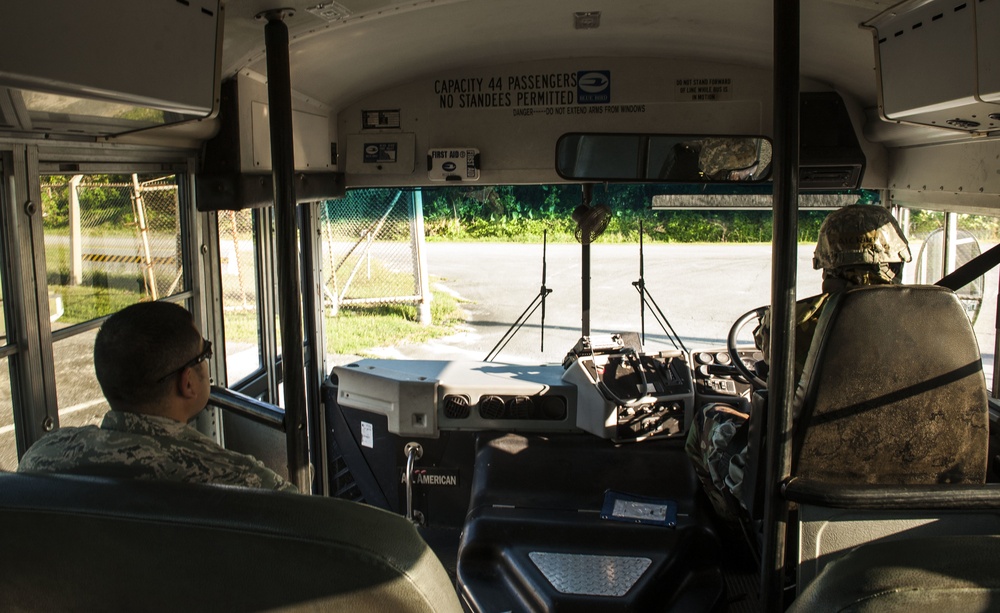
[813,204,911,270]
[698,138,759,177]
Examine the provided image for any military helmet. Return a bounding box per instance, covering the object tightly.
[813,204,911,270]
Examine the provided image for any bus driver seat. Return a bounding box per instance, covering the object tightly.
[742,283,989,518]
[757,284,996,609]
[789,283,988,487]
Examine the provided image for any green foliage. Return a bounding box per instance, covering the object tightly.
[222,309,260,345]
[42,175,135,230]
[421,185,833,243]
[114,107,165,123]
[41,175,178,233]
[903,210,1000,241]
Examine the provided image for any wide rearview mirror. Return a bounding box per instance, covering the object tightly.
[556,133,772,182]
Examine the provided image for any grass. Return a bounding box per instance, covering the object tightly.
[222,309,262,344]
[219,287,466,357]
[324,288,465,356]
[52,284,146,324]
[48,247,468,359]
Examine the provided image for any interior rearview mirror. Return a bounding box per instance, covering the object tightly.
[555,133,772,183]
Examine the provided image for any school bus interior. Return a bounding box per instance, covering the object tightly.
[1,0,1000,611]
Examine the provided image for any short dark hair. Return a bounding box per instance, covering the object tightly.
[94,302,202,412]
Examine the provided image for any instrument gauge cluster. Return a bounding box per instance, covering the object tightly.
[690,347,762,400]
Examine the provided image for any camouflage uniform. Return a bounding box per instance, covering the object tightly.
[687,204,911,519]
[753,294,832,384]
[698,138,760,179]
[18,410,297,492]
[686,294,829,519]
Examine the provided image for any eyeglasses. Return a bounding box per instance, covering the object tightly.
[156,339,213,383]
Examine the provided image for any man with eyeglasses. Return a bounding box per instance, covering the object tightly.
[19,302,296,492]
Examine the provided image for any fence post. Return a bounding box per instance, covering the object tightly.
[131,174,158,300]
[945,211,958,275]
[412,189,432,325]
[229,210,249,307]
[68,175,83,286]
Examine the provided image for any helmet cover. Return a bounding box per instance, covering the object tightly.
[813,204,911,270]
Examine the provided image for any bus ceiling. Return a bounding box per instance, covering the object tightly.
[0,0,997,209]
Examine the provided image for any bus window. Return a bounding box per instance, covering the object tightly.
[0,357,12,471]
[900,208,997,389]
[0,259,13,468]
[219,209,262,385]
[321,190,430,362]
[42,173,186,428]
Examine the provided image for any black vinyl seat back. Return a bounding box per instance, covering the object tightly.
[0,471,462,613]
[792,284,989,485]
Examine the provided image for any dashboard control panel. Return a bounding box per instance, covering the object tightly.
[332,338,759,441]
[333,360,579,438]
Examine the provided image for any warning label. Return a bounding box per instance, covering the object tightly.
[675,78,733,101]
[362,109,400,129]
[429,69,645,119]
[432,70,623,112]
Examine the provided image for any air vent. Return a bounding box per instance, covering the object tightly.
[306,1,351,22]
[574,11,601,29]
[800,166,863,190]
[479,396,506,420]
[799,92,866,190]
[443,395,471,419]
[507,396,534,419]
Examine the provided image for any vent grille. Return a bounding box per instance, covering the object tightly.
[479,395,507,420]
[443,395,471,419]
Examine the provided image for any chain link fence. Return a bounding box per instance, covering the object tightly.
[321,189,427,316]
[218,209,256,313]
[42,174,183,325]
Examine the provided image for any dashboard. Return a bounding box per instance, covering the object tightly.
[691,347,763,408]
[332,337,762,442]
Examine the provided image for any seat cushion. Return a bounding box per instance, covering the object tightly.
[789,535,1000,613]
[0,471,462,613]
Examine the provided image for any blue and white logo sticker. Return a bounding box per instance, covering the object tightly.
[363,142,397,163]
[577,70,611,104]
[442,161,457,172]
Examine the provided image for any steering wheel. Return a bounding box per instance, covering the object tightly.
[727,306,769,390]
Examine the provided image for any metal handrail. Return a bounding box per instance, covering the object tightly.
[209,385,285,432]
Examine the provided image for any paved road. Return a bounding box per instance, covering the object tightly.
[367,242,998,380]
[407,242,815,362]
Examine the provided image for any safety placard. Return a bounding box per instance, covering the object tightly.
[427,148,480,181]
[362,109,400,129]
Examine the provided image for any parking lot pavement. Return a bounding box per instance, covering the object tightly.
[357,241,997,388]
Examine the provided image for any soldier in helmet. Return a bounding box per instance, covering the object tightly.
[18,302,297,492]
[687,204,912,520]
[697,137,761,181]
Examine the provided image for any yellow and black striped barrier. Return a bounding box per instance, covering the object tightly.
[82,254,177,265]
